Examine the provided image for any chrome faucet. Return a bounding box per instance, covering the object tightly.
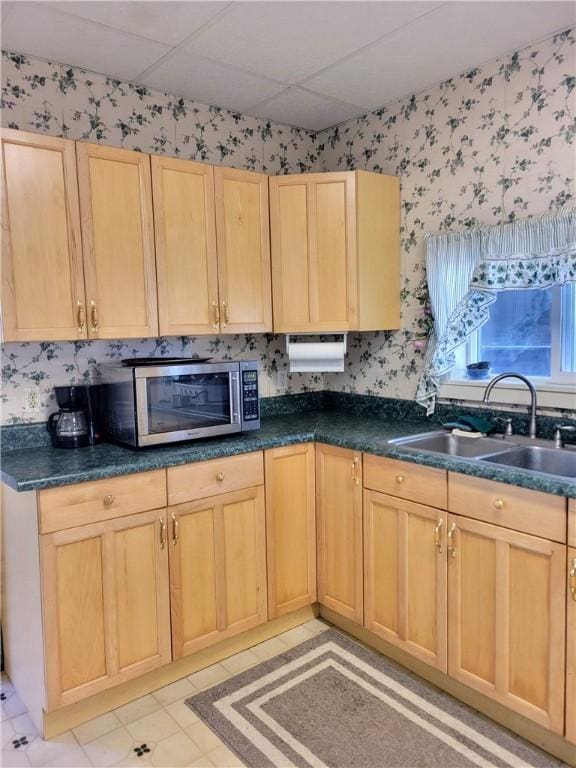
[482,372,537,439]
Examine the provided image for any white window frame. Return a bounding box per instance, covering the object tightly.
[440,285,576,410]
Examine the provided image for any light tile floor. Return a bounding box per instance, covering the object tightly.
[1,619,329,768]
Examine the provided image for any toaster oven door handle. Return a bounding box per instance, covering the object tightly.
[230,371,241,425]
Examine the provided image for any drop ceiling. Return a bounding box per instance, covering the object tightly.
[2,1,574,131]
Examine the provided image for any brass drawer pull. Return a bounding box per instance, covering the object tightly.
[395,474,405,485]
[434,518,444,553]
[77,301,85,332]
[171,512,179,545]
[90,300,98,331]
[103,494,114,507]
[222,301,230,328]
[212,301,220,329]
[351,457,360,485]
[159,517,167,549]
[570,558,576,602]
[447,522,457,558]
[493,498,504,510]
[216,471,225,482]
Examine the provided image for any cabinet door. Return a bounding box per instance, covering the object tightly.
[269,172,357,332]
[265,444,316,619]
[41,510,171,709]
[316,443,363,623]
[364,491,447,670]
[169,498,222,658]
[214,167,271,333]
[77,143,158,338]
[222,486,268,635]
[152,156,220,335]
[1,129,86,341]
[170,486,267,659]
[447,514,565,733]
[567,547,576,745]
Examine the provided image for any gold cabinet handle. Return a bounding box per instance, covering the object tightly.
[103,494,114,507]
[212,301,220,330]
[171,512,179,546]
[447,522,457,558]
[493,498,504,510]
[159,517,167,549]
[395,474,405,485]
[90,300,98,331]
[216,471,225,482]
[570,558,576,602]
[77,301,85,332]
[351,456,360,486]
[434,518,444,553]
[222,301,230,328]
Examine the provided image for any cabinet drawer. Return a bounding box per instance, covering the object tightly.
[363,454,447,508]
[448,473,566,543]
[167,452,264,505]
[569,498,576,548]
[39,470,167,533]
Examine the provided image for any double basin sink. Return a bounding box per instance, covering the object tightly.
[388,431,576,480]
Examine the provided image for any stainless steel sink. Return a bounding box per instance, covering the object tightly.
[389,431,511,459]
[480,446,576,479]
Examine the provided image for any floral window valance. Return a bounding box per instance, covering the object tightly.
[416,208,576,414]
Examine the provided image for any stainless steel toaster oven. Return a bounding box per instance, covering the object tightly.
[98,358,260,447]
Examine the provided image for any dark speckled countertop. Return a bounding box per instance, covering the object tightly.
[2,409,575,498]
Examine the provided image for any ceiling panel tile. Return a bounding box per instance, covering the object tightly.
[306,1,576,110]
[2,2,170,80]
[48,1,228,47]
[186,0,442,84]
[249,87,362,131]
[140,49,285,113]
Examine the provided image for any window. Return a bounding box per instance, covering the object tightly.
[451,284,576,383]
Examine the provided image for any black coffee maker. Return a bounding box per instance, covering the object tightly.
[47,385,101,448]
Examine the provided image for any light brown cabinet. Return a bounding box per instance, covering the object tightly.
[316,443,363,623]
[269,170,400,332]
[567,546,576,745]
[214,166,272,333]
[265,443,316,619]
[363,490,447,670]
[41,509,171,710]
[169,486,267,659]
[77,143,158,339]
[447,513,566,734]
[1,129,86,341]
[151,156,219,336]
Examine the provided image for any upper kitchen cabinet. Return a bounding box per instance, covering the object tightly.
[151,156,219,336]
[1,130,87,341]
[214,167,272,333]
[269,170,400,333]
[77,144,158,339]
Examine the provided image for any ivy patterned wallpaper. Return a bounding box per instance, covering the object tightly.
[0,50,321,424]
[318,28,575,402]
[1,28,575,423]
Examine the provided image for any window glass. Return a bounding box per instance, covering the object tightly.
[561,282,576,374]
[478,288,552,377]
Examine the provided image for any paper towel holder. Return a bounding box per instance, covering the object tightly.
[286,333,347,373]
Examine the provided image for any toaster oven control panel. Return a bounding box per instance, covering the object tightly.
[241,369,259,422]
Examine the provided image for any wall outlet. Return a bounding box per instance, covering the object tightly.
[276,370,288,391]
[24,387,40,412]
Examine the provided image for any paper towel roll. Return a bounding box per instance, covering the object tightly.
[286,334,347,372]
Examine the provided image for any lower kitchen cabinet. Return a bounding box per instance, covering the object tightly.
[40,509,172,710]
[363,491,447,670]
[567,547,576,745]
[316,443,363,623]
[265,444,316,618]
[447,513,566,733]
[169,486,267,659]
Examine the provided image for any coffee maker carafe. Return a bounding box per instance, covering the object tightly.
[47,385,100,448]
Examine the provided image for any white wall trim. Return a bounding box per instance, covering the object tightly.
[439,379,576,411]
